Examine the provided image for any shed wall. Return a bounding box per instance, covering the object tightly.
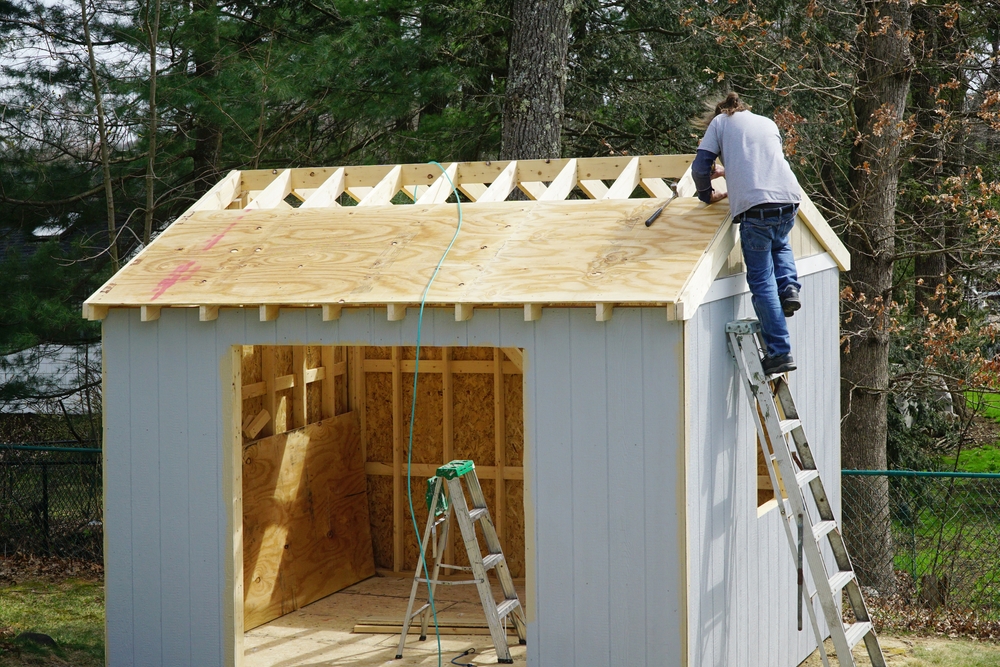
[684,266,841,667]
[102,306,686,667]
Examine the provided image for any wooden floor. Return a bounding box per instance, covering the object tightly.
[244,575,528,666]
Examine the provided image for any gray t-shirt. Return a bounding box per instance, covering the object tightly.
[697,110,801,218]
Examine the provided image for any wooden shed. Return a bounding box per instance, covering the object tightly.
[85,155,850,667]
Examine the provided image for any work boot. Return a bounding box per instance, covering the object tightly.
[781,286,801,318]
[761,353,796,376]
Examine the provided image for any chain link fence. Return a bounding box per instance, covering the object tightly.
[0,443,102,561]
[842,470,1000,618]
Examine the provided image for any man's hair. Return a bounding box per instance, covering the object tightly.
[691,92,751,130]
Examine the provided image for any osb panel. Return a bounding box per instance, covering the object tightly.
[450,347,494,361]
[242,413,375,630]
[366,346,391,360]
[367,475,394,570]
[505,481,525,578]
[402,346,441,360]
[402,479,432,573]
[402,372,443,465]
[365,372,393,463]
[453,372,494,465]
[504,373,523,467]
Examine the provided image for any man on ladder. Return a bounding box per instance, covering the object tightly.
[692,92,802,375]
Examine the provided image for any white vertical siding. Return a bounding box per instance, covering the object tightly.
[103,306,687,667]
[684,267,841,667]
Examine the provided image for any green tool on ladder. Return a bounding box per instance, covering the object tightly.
[396,460,527,663]
[727,319,886,667]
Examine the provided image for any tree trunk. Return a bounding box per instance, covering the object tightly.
[190,0,222,197]
[499,0,576,160]
[841,0,912,594]
[80,0,118,270]
[143,0,161,246]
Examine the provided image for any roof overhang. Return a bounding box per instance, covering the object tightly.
[83,155,848,324]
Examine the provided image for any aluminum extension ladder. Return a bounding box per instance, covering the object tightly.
[396,460,527,664]
[727,320,886,667]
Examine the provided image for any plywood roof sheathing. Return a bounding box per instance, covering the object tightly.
[82,155,848,320]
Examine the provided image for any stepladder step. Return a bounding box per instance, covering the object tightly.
[496,598,520,619]
[482,553,504,570]
[844,621,873,649]
[780,418,801,434]
[812,520,838,541]
[795,469,819,487]
[469,507,488,522]
[829,570,855,593]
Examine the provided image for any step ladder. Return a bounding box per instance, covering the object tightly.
[396,460,527,664]
[726,320,885,667]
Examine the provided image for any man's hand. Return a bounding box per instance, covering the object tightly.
[711,164,725,179]
[709,191,728,204]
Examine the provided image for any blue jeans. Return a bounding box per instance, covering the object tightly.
[739,209,801,358]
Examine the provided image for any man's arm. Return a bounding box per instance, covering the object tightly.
[692,149,724,204]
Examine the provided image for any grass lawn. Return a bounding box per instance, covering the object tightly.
[800,635,1000,666]
[0,578,104,666]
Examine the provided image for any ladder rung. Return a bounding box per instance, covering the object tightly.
[482,553,504,570]
[496,598,520,619]
[796,469,819,487]
[844,621,872,649]
[829,570,855,593]
[469,507,488,522]
[779,419,801,434]
[812,520,838,542]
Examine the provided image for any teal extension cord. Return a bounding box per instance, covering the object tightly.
[406,161,463,667]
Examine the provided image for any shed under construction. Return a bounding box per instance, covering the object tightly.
[87,155,849,667]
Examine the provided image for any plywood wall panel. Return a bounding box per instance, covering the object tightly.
[242,413,374,630]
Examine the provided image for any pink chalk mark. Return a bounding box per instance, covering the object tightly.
[151,261,199,301]
[203,221,239,251]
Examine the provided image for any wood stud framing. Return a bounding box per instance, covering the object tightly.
[351,345,526,575]
[237,343,525,580]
